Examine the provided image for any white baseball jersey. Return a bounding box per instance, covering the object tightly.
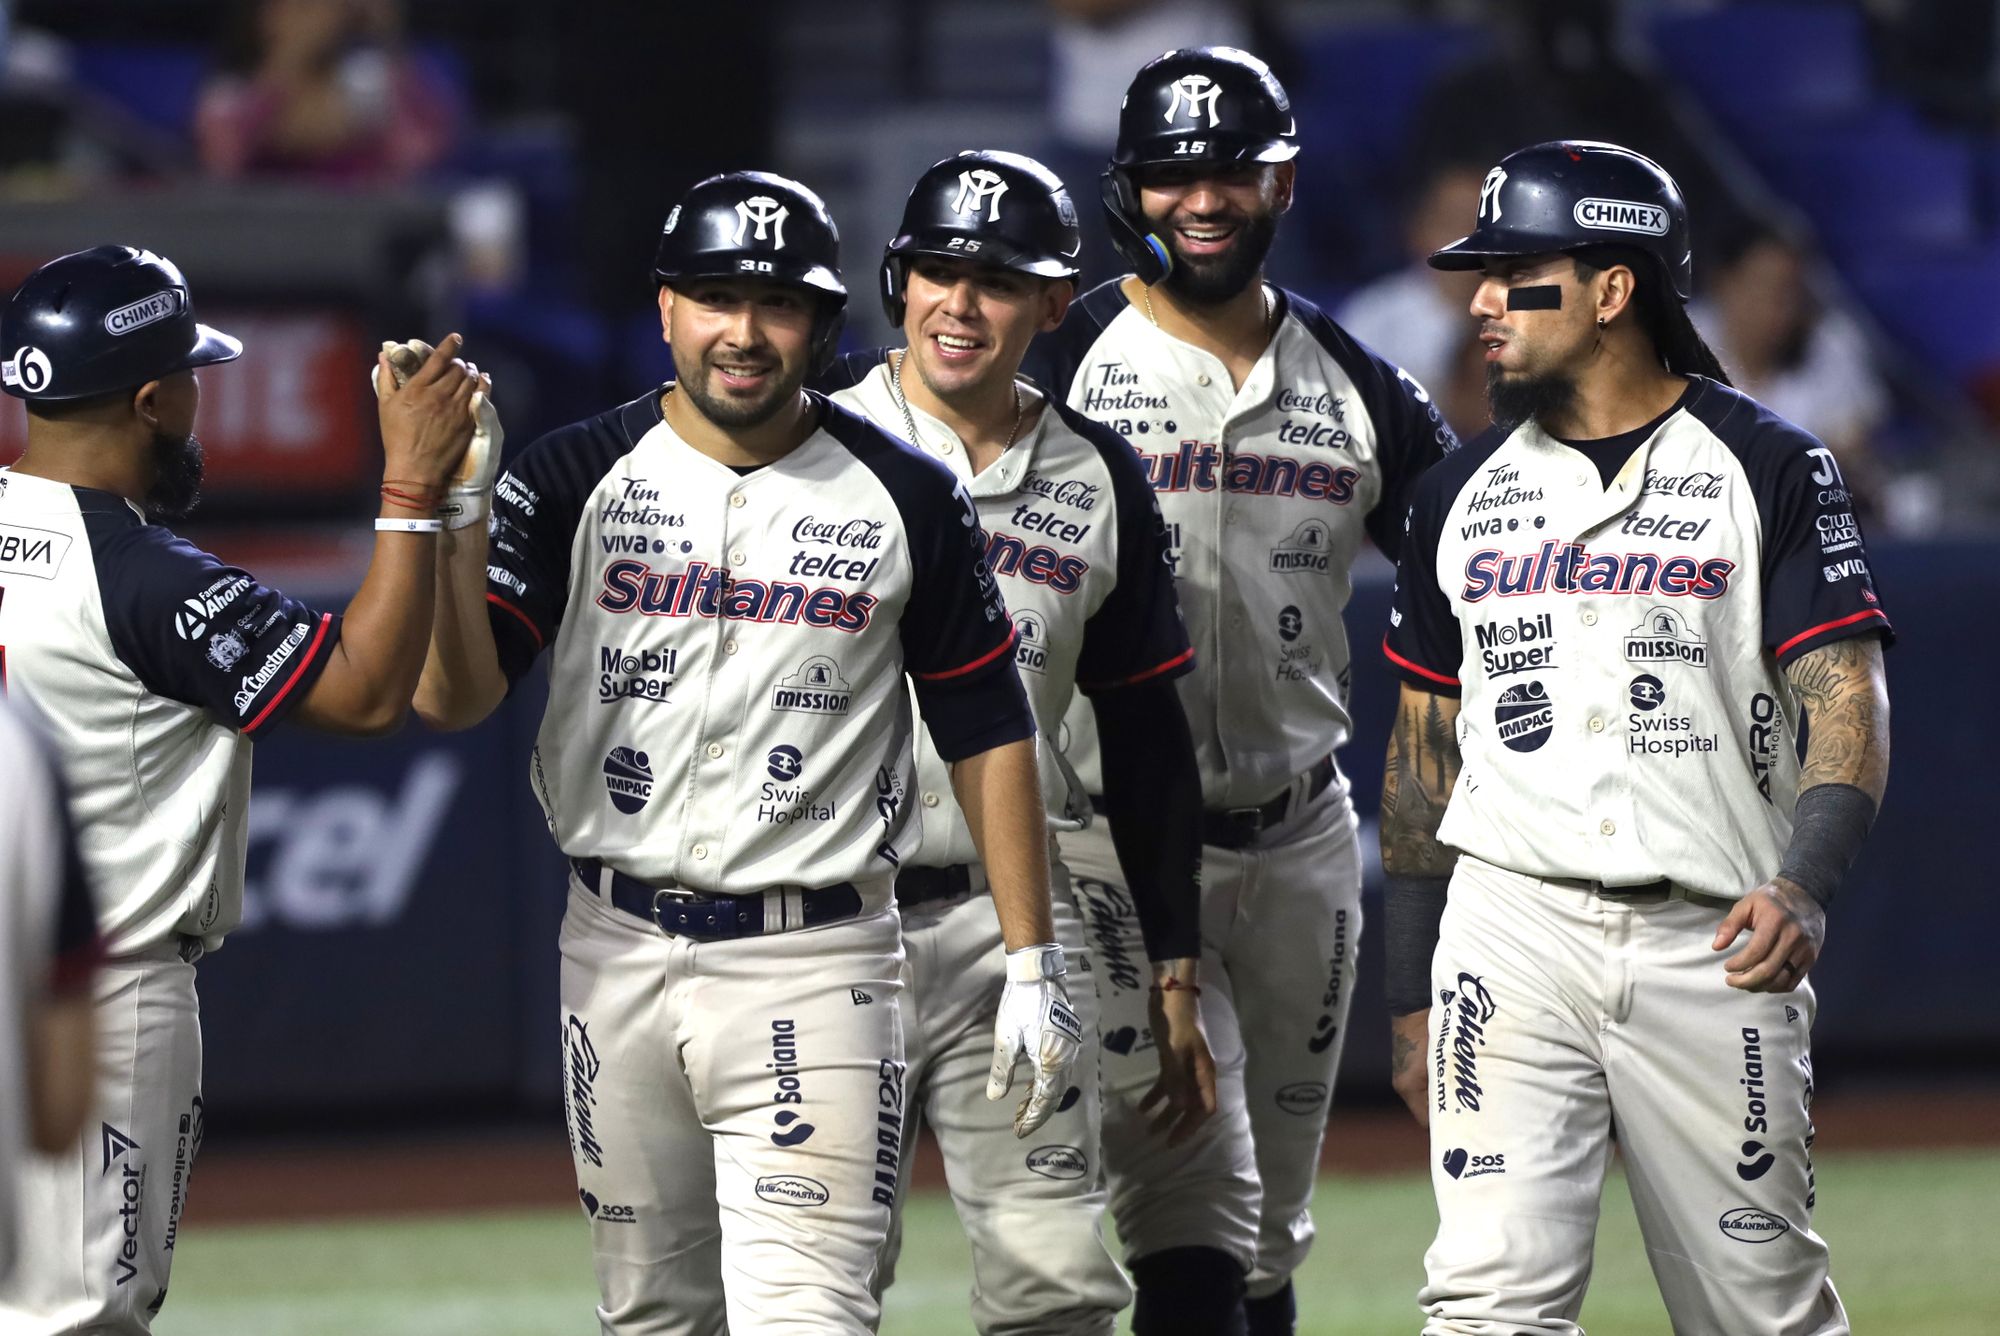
[483,387,1032,897]
[0,701,96,1282]
[1025,281,1457,807]
[828,354,1192,864]
[1385,377,1894,900]
[0,470,339,955]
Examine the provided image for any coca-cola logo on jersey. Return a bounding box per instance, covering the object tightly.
[1019,471,1099,511]
[792,517,886,549]
[1274,389,1345,421]
[1642,469,1726,500]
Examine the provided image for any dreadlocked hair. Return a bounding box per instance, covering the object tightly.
[1571,246,1733,387]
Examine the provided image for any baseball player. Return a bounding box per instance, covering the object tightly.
[412,171,1080,1336]
[1022,47,1459,1336]
[819,150,1216,1336]
[0,701,98,1288]
[0,244,485,1333]
[1379,140,1889,1335]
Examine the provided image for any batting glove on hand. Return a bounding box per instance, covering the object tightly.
[372,339,503,529]
[988,943,1084,1138]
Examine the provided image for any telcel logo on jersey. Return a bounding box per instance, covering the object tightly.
[1625,606,1708,666]
[1462,543,1735,601]
[771,656,853,714]
[1474,613,1555,677]
[599,645,677,705]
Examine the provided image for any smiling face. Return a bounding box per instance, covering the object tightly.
[659,277,818,430]
[900,254,1070,405]
[1135,159,1293,305]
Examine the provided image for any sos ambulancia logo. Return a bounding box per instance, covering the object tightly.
[602,747,654,814]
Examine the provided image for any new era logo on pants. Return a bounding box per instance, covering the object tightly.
[851,989,873,1006]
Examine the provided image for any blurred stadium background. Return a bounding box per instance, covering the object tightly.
[4,0,1997,1330]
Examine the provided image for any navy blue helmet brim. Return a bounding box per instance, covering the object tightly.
[185,323,243,369]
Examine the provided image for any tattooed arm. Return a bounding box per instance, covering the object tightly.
[1381,682,1464,1125]
[1714,635,1890,992]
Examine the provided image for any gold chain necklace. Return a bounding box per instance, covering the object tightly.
[1141,281,1274,334]
[892,349,1022,456]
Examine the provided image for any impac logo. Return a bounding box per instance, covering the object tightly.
[1493,680,1554,752]
[602,747,654,814]
[104,290,181,336]
[772,655,853,714]
[1164,73,1223,128]
[733,196,790,248]
[952,168,1010,222]
[1574,197,1669,236]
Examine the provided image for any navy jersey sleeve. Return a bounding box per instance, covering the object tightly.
[1754,441,1894,663]
[810,347,892,395]
[1382,432,1500,696]
[820,401,1032,761]
[1020,279,1126,403]
[1687,382,1894,665]
[1067,407,1194,694]
[84,509,338,737]
[1287,294,1460,561]
[486,391,658,682]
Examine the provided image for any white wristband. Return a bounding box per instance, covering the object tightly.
[375,517,443,533]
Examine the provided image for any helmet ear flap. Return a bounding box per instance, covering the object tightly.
[811,301,846,377]
[878,249,907,330]
[1099,170,1173,287]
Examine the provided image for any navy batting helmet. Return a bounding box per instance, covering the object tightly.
[1,246,241,403]
[880,150,1082,327]
[652,171,847,371]
[1101,46,1299,285]
[1428,140,1694,301]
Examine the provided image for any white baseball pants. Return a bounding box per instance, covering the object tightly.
[557,880,907,1336]
[0,946,203,1336]
[876,863,1130,1335]
[1419,854,1848,1335]
[1059,784,1364,1297]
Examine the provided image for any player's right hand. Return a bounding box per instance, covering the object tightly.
[988,944,1084,1138]
[373,332,483,492]
[1139,972,1218,1147]
[1389,1009,1430,1128]
[373,337,504,529]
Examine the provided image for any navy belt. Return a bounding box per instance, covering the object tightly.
[895,863,977,909]
[571,858,862,940]
[1089,754,1338,850]
[1549,876,1734,912]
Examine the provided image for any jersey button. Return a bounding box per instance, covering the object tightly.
[922,792,941,808]
[692,844,709,860]
[1599,819,1616,836]
[730,493,746,509]
[1581,610,1598,626]
[723,639,738,655]
[729,549,746,565]
[1588,716,1605,733]
[1196,373,1212,387]
[706,743,724,759]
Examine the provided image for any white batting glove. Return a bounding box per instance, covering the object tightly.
[371,339,502,529]
[987,943,1084,1137]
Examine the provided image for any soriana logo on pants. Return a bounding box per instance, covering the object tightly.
[0,310,374,498]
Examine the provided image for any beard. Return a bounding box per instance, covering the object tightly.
[145,429,205,520]
[1159,209,1280,307]
[1486,364,1578,434]
[678,354,809,431]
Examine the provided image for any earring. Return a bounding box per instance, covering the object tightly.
[1596,316,1606,329]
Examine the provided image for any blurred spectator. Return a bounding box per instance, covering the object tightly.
[1692,223,1890,514]
[1046,0,1253,150]
[1337,160,1486,400]
[195,0,456,184]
